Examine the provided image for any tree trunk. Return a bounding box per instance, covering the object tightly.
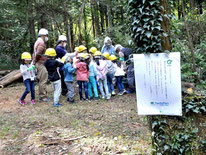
[91,4,96,38]
[182,0,196,72]
[28,0,36,53]
[160,0,172,52]
[78,2,85,45]
[84,5,89,52]
[107,1,112,33]
[190,0,195,11]
[92,0,100,36]
[198,1,203,14]
[69,15,74,51]
[105,5,109,32]
[177,0,181,19]
[99,4,105,33]
[63,3,72,52]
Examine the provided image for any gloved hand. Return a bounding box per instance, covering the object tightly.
[56,58,64,63]
[28,65,35,71]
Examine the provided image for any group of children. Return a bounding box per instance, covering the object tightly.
[18,45,128,107]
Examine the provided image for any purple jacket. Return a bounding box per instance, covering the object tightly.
[95,60,108,81]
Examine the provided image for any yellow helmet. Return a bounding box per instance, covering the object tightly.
[102,52,110,59]
[78,53,86,59]
[21,52,32,60]
[62,55,70,63]
[45,48,56,57]
[74,47,79,52]
[94,51,101,57]
[84,53,90,59]
[109,55,117,61]
[89,47,97,54]
[78,45,87,53]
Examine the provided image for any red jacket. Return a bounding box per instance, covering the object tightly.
[76,62,89,81]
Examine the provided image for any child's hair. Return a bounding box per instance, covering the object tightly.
[47,56,55,59]
[21,59,26,65]
[80,59,89,71]
[95,58,100,66]
[113,60,121,68]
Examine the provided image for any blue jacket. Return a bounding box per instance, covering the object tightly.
[62,63,76,82]
[101,45,116,55]
[55,45,67,59]
[89,61,98,77]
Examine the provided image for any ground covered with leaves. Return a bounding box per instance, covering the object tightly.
[0,83,151,154]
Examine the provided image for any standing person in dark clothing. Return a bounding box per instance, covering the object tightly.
[44,48,64,107]
[55,35,76,96]
[115,44,135,93]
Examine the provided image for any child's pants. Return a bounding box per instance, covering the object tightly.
[20,79,35,100]
[88,76,98,98]
[116,76,125,92]
[77,81,88,100]
[52,79,61,104]
[99,78,109,98]
[65,81,75,101]
[107,74,115,93]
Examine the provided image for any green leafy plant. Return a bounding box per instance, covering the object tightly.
[127,0,168,53]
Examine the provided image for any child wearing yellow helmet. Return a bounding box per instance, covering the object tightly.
[75,52,90,102]
[94,52,110,100]
[102,52,116,96]
[44,48,64,107]
[110,55,126,95]
[18,52,36,105]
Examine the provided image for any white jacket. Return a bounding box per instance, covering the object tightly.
[114,63,125,76]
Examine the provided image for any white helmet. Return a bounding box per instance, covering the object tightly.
[58,35,67,42]
[38,28,48,37]
[115,44,123,51]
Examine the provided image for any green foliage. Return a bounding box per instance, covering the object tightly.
[150,92,206,154]
[127,0,168,53]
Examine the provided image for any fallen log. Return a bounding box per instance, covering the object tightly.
[0,70,11,76]
[0,70,19,82]
[0,70,22,88]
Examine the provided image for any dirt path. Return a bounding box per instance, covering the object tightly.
[0,83,151,154]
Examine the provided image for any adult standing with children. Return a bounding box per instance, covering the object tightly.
[101,37,116,55]
[33,28,50,102]
[55,35,76,96]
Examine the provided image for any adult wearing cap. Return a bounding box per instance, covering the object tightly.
[101,37,116,55]
[115,44,133,62]
[115,44,133,70]
[33,28,50,102]
[55,35,76,96]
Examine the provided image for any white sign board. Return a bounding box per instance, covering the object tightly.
[134,52,182,116]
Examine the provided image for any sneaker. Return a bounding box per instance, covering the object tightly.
[31,100,36,105]
[53,103,62,107]
[94,97,99,101]
[89,97,94,100]
[106,96,111,100]
[102,96,105,99]
[39,97,50,102]
[112,91,116,96]
[85,99,91,102]
[127,88,135,94]
[80,98,85,102]
[122,89,127,94]
[117,92,123,96]
[18,99,26,105]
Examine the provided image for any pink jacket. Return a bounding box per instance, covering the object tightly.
[76,62,89,81]
[95,60,108,81]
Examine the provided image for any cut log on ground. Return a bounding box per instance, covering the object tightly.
[0,70,22,88]
[0,70,11,76]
